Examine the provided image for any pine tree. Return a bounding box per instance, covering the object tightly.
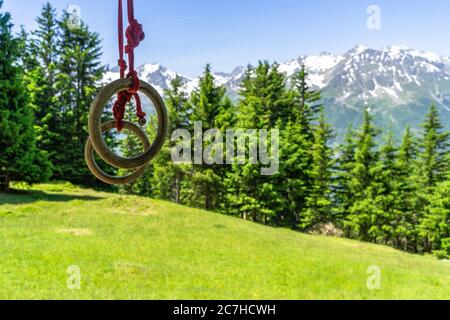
[166,75,191,132]
[291,65,322,137]
[239,62,288,127]
[152,75,191,203]
[17,3,65,179]
[191,65,235,131]
[370,132,398,244]
[417,105,450,252]
[417,105,450,187]
[278,119,311,227]
[226,62,285,224]
[421,179,450,258]
[300,111,335,230]
[278,65,326,228]
[394,127,420,251]
[334,125,357,230]
[188,64,235,210]
[0,1,51,189]
[17,27,38,71]
[345,110,380,241]
[54,11,104,182]
[28,3,60,166]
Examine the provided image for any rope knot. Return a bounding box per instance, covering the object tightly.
[113,91,132,132]
[127,70,140,94]
[118,58,127,70]
[125,19,145,54]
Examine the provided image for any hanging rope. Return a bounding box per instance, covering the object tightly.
[112,0,146,131]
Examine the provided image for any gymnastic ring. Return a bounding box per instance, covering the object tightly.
[88,79,169,169]
[85,121,151,185]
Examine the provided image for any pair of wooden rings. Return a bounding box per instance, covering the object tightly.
[85,79,169,185]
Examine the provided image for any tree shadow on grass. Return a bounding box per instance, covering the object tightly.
[0,189,104,206]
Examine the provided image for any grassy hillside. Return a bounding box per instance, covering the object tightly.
[0,182,449,300]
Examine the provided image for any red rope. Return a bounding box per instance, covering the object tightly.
[113,0,146,131]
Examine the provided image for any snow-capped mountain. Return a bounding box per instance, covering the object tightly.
[325,45,450,105]
[104,63,187,94]
[320,45,450,137]
[103,45,450,138]
[279,52,344,88]
[103,53,345,97]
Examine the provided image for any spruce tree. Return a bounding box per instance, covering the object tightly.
[416,105,450,252]
[300,111,335,230]
[417,105,450,187]
[152,75,191,203]
[279,65,325,228]
[370,133,397,244]
[420,179,450,257]
[291,65,322,137]
[278,119,311,227]
[334,125,356,229]
[226,62,286,224]
[394,127,420,251]
[0,1,51,188]
[27,3,60,170]
[166,75,191,132]
[189,64,235,210]
[345,110,380,241]
[239,62,288,127]
[55,11,104,182]
[17,27,38,71]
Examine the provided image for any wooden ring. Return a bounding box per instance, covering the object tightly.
[85,121,150,185]
[88,79,169,169]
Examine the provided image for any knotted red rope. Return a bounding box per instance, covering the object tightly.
[113,0,146,131]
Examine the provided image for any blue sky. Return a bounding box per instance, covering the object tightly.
[3,0,450,76]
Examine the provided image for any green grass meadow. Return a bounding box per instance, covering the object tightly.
[0,182,449,300]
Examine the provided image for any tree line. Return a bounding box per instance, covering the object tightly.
[0,2,449,259]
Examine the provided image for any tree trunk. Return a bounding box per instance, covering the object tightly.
[205,192,212,211]
[175,173,181,204]
[1,174,9,192]
[292,212,299,230]
[424,238,433,253]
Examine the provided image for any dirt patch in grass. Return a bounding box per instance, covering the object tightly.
[105,197,158,216]
[56,228,94,236]
[114,261,148,275]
